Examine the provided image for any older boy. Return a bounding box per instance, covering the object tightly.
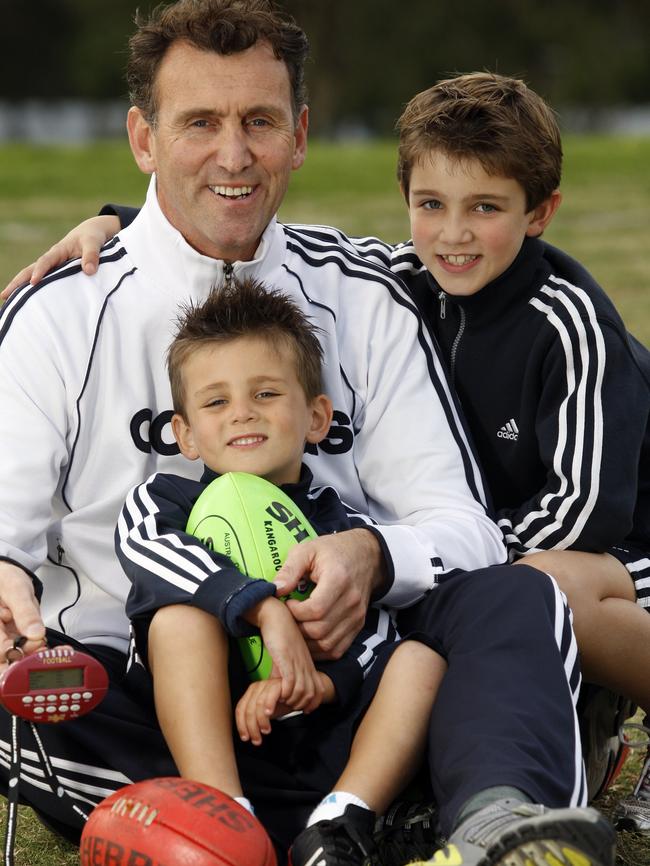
[115,277,446,863]
[380,74,650,856]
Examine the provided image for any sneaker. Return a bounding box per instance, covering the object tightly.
[406,798,616,866]
[613,722,650,834]
[373,801,442,866]
[288,804,377,866]
[580,686,635,801]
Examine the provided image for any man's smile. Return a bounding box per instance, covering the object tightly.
[208,184,254,200]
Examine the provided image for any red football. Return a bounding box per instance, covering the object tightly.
[79,777,277,866]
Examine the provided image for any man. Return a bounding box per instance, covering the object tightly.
[0,3,612,864]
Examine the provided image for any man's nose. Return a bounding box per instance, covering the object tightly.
[214,123,254,174]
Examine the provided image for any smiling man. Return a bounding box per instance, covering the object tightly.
[0,3,605,864]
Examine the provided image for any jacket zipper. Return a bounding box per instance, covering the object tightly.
[223,262,234,287]
[450,307,466,383]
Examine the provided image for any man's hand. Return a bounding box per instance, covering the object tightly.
[0,562,46,671]
[1,215,120,300]
[275,529,387,660]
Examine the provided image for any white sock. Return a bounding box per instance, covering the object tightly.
[235,796,255,815]
[307,791,370,826]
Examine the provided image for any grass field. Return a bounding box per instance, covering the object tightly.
[1,135,650,343]
[0,136,649,864]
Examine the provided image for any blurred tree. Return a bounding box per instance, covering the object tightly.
[0,0,648,131]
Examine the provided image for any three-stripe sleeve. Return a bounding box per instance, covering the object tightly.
[499,276,647,556]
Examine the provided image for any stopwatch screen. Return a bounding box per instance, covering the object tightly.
[28,667,84,689]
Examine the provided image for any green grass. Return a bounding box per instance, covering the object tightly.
[1,135,649,342]
[0,135,649,864]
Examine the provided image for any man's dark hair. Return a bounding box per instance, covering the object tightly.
[127,0,309,124]
[168,277,324,416]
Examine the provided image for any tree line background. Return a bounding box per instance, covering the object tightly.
[2,0,649,136]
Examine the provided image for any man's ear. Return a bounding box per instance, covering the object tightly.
[171,413,200,461]
[305,394,334,445]
[291,105,309,171]
[127,106,156,175]
[526,190,562,238]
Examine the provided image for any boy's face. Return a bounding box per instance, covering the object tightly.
[171,336,332,485]
[406,150,560,296]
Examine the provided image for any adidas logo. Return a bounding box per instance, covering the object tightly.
[497,418,519,441]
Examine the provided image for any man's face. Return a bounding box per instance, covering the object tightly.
[407,150,542,296]
[129,40,308,262]
[172,336,331,486]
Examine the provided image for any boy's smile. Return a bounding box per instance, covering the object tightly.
[406,151,557,297]
[171,336,331,485]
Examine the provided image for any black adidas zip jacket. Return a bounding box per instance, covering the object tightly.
[364,235,650,559]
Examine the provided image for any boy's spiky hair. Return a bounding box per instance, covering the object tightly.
[397,72,562,210]
[168,277,324,416]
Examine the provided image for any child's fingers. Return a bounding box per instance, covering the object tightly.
[301,673,325,714]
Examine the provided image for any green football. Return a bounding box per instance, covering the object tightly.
[186,472,317,680]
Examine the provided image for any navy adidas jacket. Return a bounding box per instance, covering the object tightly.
[357,234,650,559]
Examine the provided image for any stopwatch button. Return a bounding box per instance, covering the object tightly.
[35,695,46,703]
[82,692,93,700]
[34,707,45,714]
[70,704,81,711]
[21,696,34,704]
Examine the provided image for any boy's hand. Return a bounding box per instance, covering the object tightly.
[235,678,284,744]
[244,596,323,710]
[1,215,120,300]
[235,672,335,745]
[275,529,387,660]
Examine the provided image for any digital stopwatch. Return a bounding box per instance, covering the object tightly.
[0,644,109,723]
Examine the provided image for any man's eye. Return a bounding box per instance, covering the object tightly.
[248,117,270,128]
[191,119,210,129]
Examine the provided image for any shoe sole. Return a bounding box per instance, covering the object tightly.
[408,813,616,866]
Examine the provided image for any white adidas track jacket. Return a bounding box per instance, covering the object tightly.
[0,177,505,652]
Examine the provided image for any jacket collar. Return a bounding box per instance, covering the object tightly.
[119,174,287,301]
[426,236,549,328]
[199,464,314,505]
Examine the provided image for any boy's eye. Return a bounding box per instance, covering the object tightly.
[256,390,278,399]
[205,397,227,407]
[476,203,498,213]
[422,199,443,210]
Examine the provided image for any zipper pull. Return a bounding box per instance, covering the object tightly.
[438,291,446,320]
[223,262,234,287]
[57,542,65,564]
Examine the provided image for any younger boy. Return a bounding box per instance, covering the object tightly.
[381,73,650,853]
[115,277,446,864]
